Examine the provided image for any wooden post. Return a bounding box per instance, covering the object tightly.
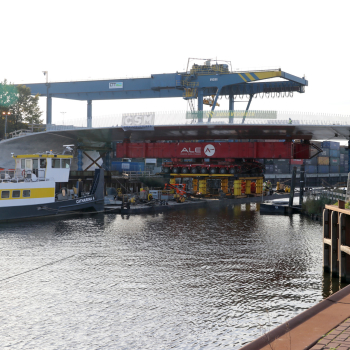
[323,208,330,272]
[339,213,347,282]
[331,210,339,277]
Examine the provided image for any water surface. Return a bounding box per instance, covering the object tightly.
[0,204,341,349]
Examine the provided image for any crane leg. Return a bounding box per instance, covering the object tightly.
[242,94,253,124]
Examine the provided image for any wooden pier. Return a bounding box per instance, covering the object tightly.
[323,202,350,282]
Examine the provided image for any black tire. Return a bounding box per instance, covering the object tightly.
[200,168,208,174]
[181,167,189,174]
[219,168,227,174]
[163,167,170,173]
[172,167,179,174]
[209,168,217,174]
[191,167,198,174]
[229,167,237,174]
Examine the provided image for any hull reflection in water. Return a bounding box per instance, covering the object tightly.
[0,205,324,349]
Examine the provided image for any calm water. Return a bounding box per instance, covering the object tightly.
[0,204,343,349]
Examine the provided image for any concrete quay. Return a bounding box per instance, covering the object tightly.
[240,280,350,350]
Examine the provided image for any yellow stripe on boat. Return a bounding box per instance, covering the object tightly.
[0,187,55,200]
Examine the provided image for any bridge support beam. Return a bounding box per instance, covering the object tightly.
[87,100,92,128]
[229,93,234,124]
[46,95,52,125]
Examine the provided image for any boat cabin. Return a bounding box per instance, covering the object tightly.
[12,152,73,183]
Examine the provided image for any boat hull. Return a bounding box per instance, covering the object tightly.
[0,196,104,223]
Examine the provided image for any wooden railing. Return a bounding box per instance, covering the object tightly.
[324,203,350,281]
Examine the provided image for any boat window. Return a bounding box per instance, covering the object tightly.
[40,159,46,169]
[62,159,71,168]
[21,159,25,169]
[52,159,60,168]
[33,159,38,169]
[12,190,20,198]
[25,159,32,169]
[1,191,10,199]
[23,190,31,198]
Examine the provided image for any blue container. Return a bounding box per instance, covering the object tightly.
[330,150,340,157]
[319,149,330,157]
[318,165,330,174]
[111,161,145,172]
[305,157,318,166]
[330,165,340,173]
[330,141,340,150]
[339,166,346,173]
[322,141,331,149]
[305,165,317,174]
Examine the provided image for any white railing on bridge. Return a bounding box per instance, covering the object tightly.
[45,110,350,131]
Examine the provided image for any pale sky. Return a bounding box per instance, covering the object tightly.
[1,0,349,125]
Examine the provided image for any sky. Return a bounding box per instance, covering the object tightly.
[1,0,349,125]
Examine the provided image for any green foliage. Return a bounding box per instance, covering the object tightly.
[302,195,334,215]
[0,80,43,139]
[0,79,18,107]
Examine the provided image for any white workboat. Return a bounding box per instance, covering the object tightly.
[0,147,104,222]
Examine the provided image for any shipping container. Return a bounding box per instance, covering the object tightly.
[330,141,340,150]
[305,165,317,174]
[330,157,340,165]
[318,165,330,174]
[290,159,304,165]
[318,157,330,165]
[339,166,346,173]
[340,146,348,154]
[330,165,340,173]
[304,157,318,166]
[273,159,289,165]
[319,149,330,157]
[330,150,340,158]
[265,159,274,165]
[256,158,265,164]
[111,161,145,172]
[274,168,290,174]
[264,165,274,174]
[322,141,340,150]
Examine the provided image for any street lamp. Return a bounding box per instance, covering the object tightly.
[2,111,11,140]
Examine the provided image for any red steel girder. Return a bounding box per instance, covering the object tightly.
[116,142,310,160]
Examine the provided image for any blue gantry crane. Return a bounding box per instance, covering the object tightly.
[22,58,308,126]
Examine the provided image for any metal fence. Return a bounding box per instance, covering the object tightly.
[46,110,350,131]
[306,188,347,202]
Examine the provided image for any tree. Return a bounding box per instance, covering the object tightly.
[0,80,43,139]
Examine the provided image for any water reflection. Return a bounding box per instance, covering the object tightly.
[0,207,330,349]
